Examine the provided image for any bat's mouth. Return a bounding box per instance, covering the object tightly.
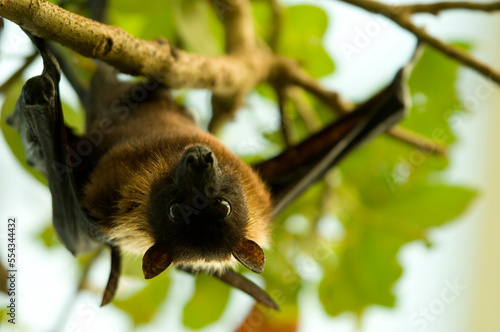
[176,256,239,274]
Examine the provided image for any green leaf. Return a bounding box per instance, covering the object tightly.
[36,224,61,248]
[113,272,170,326]
[173,0,225,54]
[318,46,477,317]
[255,83,276,102]
[318,178,476,316]
[251,1,273,45]
[108,0,178,44]
[338,136,448,208]
[183,274,231,329]
[400,45,470,145]
[376,184,476,228]
[319,229,403,316]
[278,5,335,78]
[0,79,47,185]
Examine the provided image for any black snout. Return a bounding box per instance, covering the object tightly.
[184,146,215,172]
[175,146,220,190]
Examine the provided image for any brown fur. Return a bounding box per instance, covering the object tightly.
[81,87,272,271]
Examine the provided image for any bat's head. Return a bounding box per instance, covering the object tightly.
[145,145,266,279]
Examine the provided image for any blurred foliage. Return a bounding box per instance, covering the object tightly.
[0,0,478,331]
[183,274,231,329]
[113,272,170,326]
[36,224,61,248]
[277,5,335,78]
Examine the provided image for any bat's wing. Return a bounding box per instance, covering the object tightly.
[6,31,102,255]
[254,54,418,217]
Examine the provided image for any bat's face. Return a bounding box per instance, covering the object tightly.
[144,145,265,279]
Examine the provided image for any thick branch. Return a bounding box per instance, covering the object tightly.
[0,0,273,95]
[0,0,451,155]
[341,0,500,85]
[396,1,500,15]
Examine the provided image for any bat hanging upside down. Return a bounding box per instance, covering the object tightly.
[82,76,272,278]
[6,31,410,309]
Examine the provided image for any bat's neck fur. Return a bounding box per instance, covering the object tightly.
[81,87,271,273]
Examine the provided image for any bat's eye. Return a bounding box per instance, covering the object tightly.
[216,199,231,218]
[169,203,182,220]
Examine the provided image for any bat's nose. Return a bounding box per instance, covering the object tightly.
[175,145,220,191]
[184,146,215,172]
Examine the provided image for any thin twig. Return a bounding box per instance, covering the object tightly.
[387,126,447,156]
[212,0,255,53]
[341,0,500,85]
[287,86,322,132]
[209,0,259,131]
[396,1,500,15]
[276,58,354,114]
[0,52,38,92]
[276,86,293,147]
[277,50,447,155]
[267,0,284,51]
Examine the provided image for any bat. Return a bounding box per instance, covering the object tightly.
[6,30,413,310]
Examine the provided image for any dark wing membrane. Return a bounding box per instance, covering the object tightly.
[7,31,102,255]
[254,66,411,217]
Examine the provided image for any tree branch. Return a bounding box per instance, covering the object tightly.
[278,57,446,155]
[0,0,449,155]
[396,1,500,15]
[341,0,500,85]
[387,126,446,155]
[287,87,322,132]
[276,58,355,114]
[0,0,274,95]
[209,0,259,132]
[267,0,284,51]
[275,86,293,147]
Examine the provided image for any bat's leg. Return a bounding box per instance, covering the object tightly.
[101,246,121,306]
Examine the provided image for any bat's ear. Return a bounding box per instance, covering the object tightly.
[142,242,172,279]
[232,239,265,274]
